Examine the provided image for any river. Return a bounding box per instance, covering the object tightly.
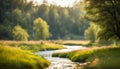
[36,45,86,69]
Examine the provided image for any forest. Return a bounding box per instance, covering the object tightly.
[0,0,89,40]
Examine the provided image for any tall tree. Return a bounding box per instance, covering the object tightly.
[0,0,89,40]
[83,0,120,40]
[33,17,51,40]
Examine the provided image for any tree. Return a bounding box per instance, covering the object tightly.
[33,17,51,40]
[83,0,120,40]
[0,0,89,40]
[13,25,29,41]
[85,23,98,42]
[37,4,50,21]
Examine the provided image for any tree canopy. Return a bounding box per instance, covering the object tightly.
[0,0,89,40]
[13,25,29,41]
[83,0,120,40]
[33,17,51,40]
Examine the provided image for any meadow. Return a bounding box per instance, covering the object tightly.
[0,41,64,52]
[49,40,90,46]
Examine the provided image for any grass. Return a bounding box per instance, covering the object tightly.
[52,46,120,69]
[0,41,64,69]
[49,40,89,46]
[40,43,64,51]
[0,41,64,52]
[0,46,50,69]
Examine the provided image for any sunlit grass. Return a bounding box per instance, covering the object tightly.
[84,47,120,69]
[52,46,120,69]
[0,41,64,52]
[63,40,89,45]
[49,40,89,46]
[41,43,64,51]
[0,46,50,69]
[0,41,64,69]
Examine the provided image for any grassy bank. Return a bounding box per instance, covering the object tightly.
[0,41,63,69]
[0,46,50,69]
[49,40,89,46]
[0,41,64,52]
[52,46,120,69]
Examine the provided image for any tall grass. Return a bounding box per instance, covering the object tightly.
[0,46,50,69]
[49,40,89,46]
[0,41,64,52]
[84,47,120,69]
[52,46,120,69]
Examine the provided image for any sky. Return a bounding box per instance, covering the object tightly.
[28,0,80,7]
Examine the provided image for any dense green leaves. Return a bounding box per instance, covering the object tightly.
[13,25,29,41]
[0,0,89,40]
[0,0,33,40]
[33,18,51,40]
[85,23,98,42]
[83,0,120,40]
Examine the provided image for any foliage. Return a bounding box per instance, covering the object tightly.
[0,0,89,40]
[33,17,51,40]
[36,4,89,39]
[13,25,29,41]
[0,0,33,40]
[0,8,28,40]
[0,46,50,69]
[84,23,98,42]
[83,0,120,40]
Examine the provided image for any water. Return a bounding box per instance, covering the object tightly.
[36,45,86,69]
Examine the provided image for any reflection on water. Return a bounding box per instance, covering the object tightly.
[36,45,86,69]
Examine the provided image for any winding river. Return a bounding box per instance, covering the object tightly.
[36,45,86,69]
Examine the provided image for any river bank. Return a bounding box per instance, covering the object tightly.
[0,46,50,69]
[0,41,64,69]
[0,41,64,52]
[52,46,120,69]
[1,40,119,69]
[36,45,86,69]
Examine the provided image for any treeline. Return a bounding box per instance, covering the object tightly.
[0,0,89,40]
[0,0,34,40]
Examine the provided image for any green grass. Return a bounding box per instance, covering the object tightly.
[0,41,64,52]
[52,46,120,69]
[0,41,64,69]
[49,40,89,46]
[40,43,64,51]
[0,46,50,69]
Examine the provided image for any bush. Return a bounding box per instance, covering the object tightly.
[13,25,29,41]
